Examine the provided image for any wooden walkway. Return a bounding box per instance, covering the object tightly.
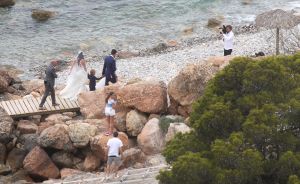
[0,96,80,118]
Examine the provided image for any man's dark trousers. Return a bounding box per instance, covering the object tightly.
[39,81,56,107]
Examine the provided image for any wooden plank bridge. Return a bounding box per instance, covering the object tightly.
[0,96,80,118]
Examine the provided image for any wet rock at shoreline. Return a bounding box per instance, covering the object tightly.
[0,70,12,93]
[31,9,55,21]
[118,51,140,59]
[0,107,14,144]
[207,18,222,28]
[0,0,15,7]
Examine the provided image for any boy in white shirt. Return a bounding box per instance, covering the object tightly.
[223,25,234,56]
[106,131,123,178]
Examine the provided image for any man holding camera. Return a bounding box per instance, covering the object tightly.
[221,25,234,56]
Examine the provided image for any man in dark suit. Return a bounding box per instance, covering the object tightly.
[102,49,118,86]
[39,60,60,110]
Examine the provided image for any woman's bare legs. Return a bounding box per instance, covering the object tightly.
[110,116,115,134]
[106,116,110,135]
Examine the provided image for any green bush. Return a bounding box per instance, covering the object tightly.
[159,54,300,184]
[159,116,184,134]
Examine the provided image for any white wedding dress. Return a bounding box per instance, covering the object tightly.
[60,62,88,101]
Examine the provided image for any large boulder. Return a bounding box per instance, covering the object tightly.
[31,9,55,21]
[18,134,38,153]
[83,119,107,134]
[165,123,192,142]
[78,85,123,119]
[0,76,9,93]
[115,111,128,132]
[37,121,55,135]
[6,148,27,172]
[23,146,60,179]
[137,118,165,155]
[0,107,14,144]
[45,114,72,124]
[0,143,6,164]
[38,124,74,151]
[168,63,218,106]
[126,110,148,136]
[68,122,97,147]
[22,79,45,95]
[0,0,15,7]
[207,18,222,28]
[122,148,145,168]
[51,151,74,169]
[90,132,129,161]
[17,120,38,134]
[83,152,101,171]
[118,80,168,114]
[0,70,13,93]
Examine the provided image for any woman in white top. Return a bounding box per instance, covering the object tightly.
[105,92,117,136]
[60,51,88,101]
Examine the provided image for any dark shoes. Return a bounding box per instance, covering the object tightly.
[52,103,60,107]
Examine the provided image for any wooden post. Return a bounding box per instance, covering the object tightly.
[276,27,280,55]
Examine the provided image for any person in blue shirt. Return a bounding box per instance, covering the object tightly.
[102,49,118,86]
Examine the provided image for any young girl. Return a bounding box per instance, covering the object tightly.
[105,92,117,136]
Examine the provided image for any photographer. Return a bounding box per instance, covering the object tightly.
[221,25,234,56]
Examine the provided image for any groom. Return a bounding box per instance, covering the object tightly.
[39,60,60,110]
[102,49,118,86]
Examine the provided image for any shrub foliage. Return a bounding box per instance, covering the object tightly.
[158,54,300,184]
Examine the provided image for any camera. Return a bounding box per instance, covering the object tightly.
[219,25,226,34]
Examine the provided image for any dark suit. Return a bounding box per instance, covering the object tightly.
[102,55,117,86]
[39,64,57,107]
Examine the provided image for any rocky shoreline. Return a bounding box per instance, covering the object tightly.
[0,56,232,183]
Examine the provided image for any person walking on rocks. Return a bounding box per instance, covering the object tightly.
[105,131,123,179]
[102,49,118,86]
[222,25,234,56]
[105,92,117,136]
[39,60,60,110]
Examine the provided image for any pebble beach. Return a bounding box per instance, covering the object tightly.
[57,29,278,85]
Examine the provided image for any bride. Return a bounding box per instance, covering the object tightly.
[60,51,88,101]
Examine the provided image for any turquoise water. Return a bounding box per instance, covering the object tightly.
[0,0,299,78]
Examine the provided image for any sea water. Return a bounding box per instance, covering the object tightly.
[0,0,299,79]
